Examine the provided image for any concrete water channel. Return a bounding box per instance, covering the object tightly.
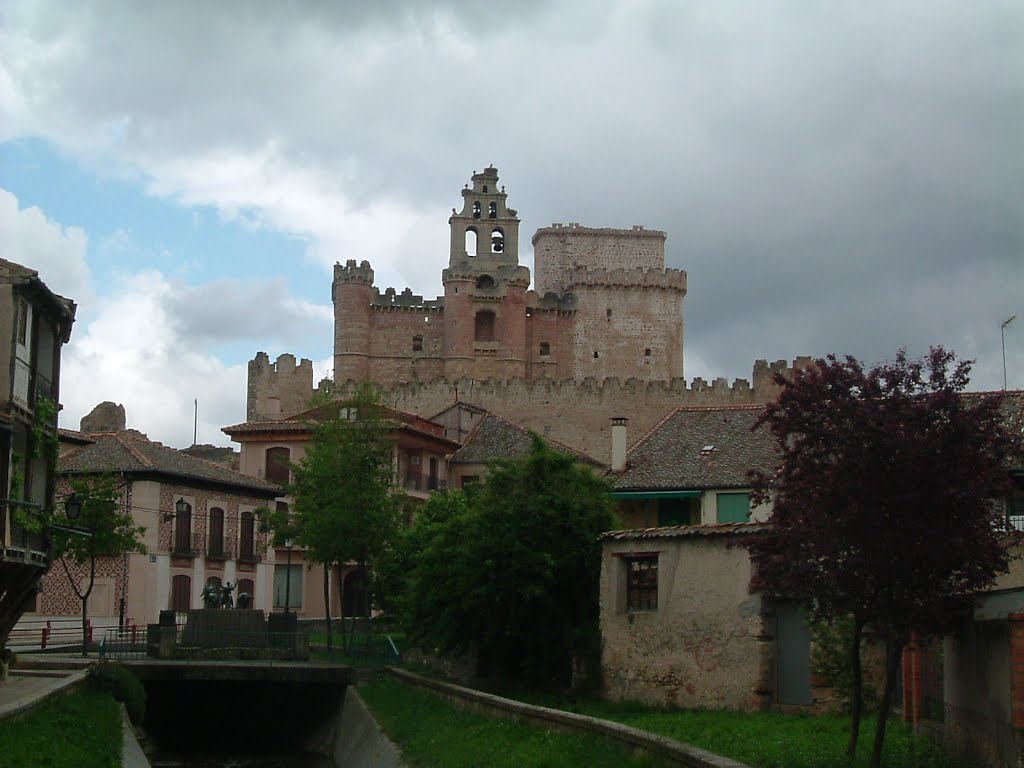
[124,659,403,768]
[2,656,404,768]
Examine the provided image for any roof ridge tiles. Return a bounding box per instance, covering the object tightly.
[116,433,154,468]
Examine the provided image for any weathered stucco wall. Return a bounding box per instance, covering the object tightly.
[600,533,771,710]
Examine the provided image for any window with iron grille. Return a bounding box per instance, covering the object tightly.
[625,555,658,611]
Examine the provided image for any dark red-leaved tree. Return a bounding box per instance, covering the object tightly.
[748,347,1019,767]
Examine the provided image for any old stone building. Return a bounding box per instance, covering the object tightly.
[332,167,687,385]
[246,166,809,462]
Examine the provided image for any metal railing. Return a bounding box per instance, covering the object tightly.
[403,471,447,492]
[10,359,52,411]
[100,617,310,663]
[8,618,94,650]
[206,533,237,560]
[172,532,203,556]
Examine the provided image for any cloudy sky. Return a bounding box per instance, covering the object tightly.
[2,1,1021,448]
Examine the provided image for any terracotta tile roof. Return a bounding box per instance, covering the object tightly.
[601,521,770,541]
[223,402,460,448]
[58,428,95,446]
[60,431,279,496]
[449,412,603,466]
[612,405,778,491]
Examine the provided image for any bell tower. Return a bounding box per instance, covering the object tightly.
[446,166,521,276]
[442,167,531,380]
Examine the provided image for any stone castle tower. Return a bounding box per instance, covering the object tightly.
[331,167,687,386]
[246,167,807,461]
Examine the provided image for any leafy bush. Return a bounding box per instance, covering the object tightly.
[88,662,146,724]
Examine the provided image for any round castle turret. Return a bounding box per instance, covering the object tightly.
[333,259,375,381]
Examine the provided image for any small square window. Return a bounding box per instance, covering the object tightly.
[539,342,550,356]
[593,351,599,359]
[413,335,423,352]
[644,348,651,357]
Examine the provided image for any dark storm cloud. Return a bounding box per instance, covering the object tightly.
[5,0,1022,390]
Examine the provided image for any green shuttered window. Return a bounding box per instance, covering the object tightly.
[717,492,751,523]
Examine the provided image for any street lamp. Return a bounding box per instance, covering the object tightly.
[64,493,82,520]
[1003,315,1017,391]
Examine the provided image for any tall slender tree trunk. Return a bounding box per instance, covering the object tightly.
[870,635,904,768]
[847,615,865,760]
[322,563,333,652]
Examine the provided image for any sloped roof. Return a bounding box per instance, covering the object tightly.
[60,431,279,496]
[449,412,602,466]
[612,405,778,491]
[223,402,460,448]
[0,257,77,341]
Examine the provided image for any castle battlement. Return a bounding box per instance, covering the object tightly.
[562,265,688,292]
[334,259,375,284]
[532,223,668,244]
[371,286,445,310]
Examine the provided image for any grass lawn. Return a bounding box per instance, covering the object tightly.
[360,676,666,768]
[502,693,964,768]
[0,687,123,768]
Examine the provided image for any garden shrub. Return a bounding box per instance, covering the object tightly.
[88,662,146,724]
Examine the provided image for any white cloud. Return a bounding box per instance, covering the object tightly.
[0,187,92,302]
[59,270,246,447]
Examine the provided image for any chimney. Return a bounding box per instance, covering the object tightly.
[611,416,628,472]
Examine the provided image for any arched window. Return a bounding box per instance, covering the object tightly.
[265,446,290,485]
[208,507,224,557]
[491,228,504,253]
[476,275,495,290]
[171,575,191,612]
[174,502,192,554]
[472,201,481,219]
[239,511,255,561]
[475,310,496,342]
[488,202,497,219]
[465,227,478,257]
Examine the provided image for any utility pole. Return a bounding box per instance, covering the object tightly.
[1003,315,1017,391]
[193,398,198,446]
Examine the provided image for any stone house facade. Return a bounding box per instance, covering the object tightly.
[37,429,279,628]
[223,403,459,619]
[0,258,76,647]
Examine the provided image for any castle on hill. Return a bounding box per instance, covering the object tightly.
[246,167,808,462]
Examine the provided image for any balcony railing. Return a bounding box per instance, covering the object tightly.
[206,533,237,561]
[403,471,447,492]
[237,537,262,563]
[172,532,203,557]
[10,359,53,412]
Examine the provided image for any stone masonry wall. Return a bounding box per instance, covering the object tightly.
[532,224,668,295]
[568,282,685,381]
[247,356,808,463]
[601,534,772,710]
[247,352,314,421]
[327,359,806,464]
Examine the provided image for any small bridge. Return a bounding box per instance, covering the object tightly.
[124,659,356,755]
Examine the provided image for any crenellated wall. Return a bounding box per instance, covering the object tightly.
[246,352,315,421]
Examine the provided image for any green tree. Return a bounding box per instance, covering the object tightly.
[747,348,1019,767]
[287,385,401,652]
[404,437,617,689]
[52,475,146,656]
